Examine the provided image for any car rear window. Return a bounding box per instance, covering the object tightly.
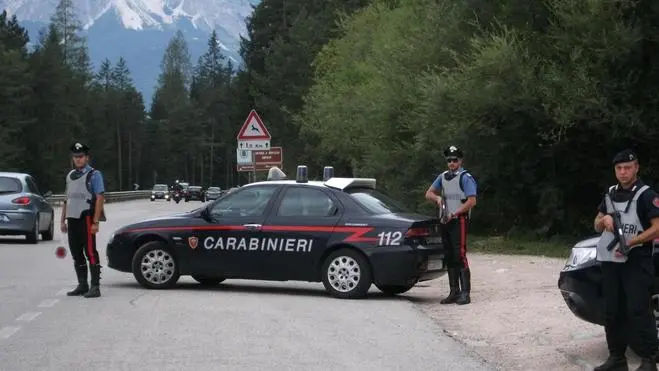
[0,177,22,194]
[346,188,411,214]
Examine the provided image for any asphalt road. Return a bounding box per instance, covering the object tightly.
[0,199,493,371]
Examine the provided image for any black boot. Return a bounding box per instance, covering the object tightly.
[636,357,657,371]
[440,268,460,304]
[84,264,101,298]
[594,355,628,371]
[455,268,471,305]
[67,264,89,296]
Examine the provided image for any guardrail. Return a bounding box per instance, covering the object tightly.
[46,191,154,206]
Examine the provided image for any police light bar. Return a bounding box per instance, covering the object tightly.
[296,165,308,183]
[323,166,334,181]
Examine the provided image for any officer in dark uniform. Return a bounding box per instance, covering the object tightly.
[60,143,106,298]
[593,149,659,371]
[425,145,478,305]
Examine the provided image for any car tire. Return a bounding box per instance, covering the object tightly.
[41,212,54,241]
[191,275,225,285]
[375,283,416,296]
[25,214,39,244]
[131,241,180,289]
[321,248,372,299]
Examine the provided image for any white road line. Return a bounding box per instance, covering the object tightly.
[0,326,20,339]
[56,288,69,296]
[37,299,60,308]
[16,312,41,322]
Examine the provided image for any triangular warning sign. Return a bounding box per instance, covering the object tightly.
[237,109,271,140]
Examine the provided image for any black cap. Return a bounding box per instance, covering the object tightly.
[70,142,90,155]
[443,145,463,158]
[612,149,637,165]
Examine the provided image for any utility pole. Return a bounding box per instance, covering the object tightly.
[209,117,214,186]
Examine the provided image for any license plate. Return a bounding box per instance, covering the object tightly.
[427,258,443,270]
[0,214,9,223]
[426,236,442,244]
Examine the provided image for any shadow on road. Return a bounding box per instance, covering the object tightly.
[107,280,409,301]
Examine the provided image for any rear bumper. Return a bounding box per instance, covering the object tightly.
[0,210,36,234]
[369,245,446,286]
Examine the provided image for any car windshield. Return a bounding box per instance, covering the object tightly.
[190,186,201,191]
[208,187,220,191]
[0,176,22,194]
[153,185,167,191]
[346,188,411,214]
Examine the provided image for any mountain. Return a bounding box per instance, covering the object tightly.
[0,0,260,104]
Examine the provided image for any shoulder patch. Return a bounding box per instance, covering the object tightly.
[653,197,659,208]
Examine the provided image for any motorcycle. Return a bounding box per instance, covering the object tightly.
[172,191,182,204]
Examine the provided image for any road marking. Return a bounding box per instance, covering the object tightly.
[0,326,20,339]
[16,312,42,322]
[56,288,69,296]
[37,299,59,308]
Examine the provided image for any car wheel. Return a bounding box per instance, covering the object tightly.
[191,275,225,285]
[375,282,416,296]
[321,248,372,299]
[25,214,39,244]
[131,241,180,289]
[41,212,54,241]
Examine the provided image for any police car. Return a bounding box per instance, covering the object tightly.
[106,166,447,299]
[558,237,659,340]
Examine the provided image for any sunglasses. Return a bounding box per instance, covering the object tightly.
[446,158,459,163]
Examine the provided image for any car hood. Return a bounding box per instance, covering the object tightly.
[115,211,201,233]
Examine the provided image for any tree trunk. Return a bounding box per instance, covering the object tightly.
[116,121,123,191]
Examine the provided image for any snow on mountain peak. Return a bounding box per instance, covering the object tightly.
[0,0,256,39]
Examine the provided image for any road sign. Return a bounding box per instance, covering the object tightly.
[236,149,252,165]
[238,140,270,150]
[237,110,271,140]
[253,147,283,165]
[237,147,283,172]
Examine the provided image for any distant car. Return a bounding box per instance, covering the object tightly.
[558,236,659,343]
[205,187,222,200]
[106,165,447,299]
[185,186,205,202]
[0,172,55,243]
[150,184,170,202]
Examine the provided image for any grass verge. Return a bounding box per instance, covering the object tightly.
[469,235,576,259]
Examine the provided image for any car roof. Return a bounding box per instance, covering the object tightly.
[0,172,29,179]
[242,177,376,191]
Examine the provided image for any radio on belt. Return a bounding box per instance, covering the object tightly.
[323,166,334,181]
[296,165,308,183]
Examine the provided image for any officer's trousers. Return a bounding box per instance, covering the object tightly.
[67,215,101,285]
[601,247,657,359]
[440,215,469,269]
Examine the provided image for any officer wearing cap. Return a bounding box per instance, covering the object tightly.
[593,149,659,371]
[61,142,106,298]
[425,145,478,305]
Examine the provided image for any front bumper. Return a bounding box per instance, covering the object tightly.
[151,193,169,199]
[0,209,36,235]
[107,234,134,273]
[368,245,446,286]
[557,264,604,326]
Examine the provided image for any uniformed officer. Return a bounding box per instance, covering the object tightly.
[60,142,106,298]
[425,145,478,305]
[593,150,659,371]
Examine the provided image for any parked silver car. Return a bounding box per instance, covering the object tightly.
[0,172,55,243]
[205,186,222,200]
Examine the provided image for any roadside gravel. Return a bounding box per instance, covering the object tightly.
[406,253,647,371]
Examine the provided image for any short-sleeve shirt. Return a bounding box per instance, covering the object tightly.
[597,179,659,230]
[431,168,478,197]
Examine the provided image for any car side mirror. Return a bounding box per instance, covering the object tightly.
[44,191,53,198]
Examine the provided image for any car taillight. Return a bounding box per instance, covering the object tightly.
[12,196,31,205]
[406,227,431,237]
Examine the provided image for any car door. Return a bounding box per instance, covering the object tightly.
[25,177,49,227]
[188,184,281,278]
[262,185,343,281]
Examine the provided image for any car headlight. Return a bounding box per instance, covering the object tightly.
[563,246,597,271]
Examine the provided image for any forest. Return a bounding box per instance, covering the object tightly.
[1,0,658,238]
